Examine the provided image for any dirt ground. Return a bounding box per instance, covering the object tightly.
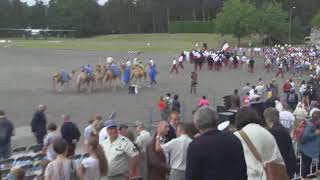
[0,47,296,148]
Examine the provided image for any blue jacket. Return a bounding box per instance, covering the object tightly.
[299,121,320,158]
[60,70,70,82]
[149,65,157,80]
[111,64,120,77]
[123,67,131,84]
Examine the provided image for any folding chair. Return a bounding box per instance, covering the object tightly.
[0,158,14,170]
[0,168,11,179]
[28,144,43,154]
[14,156,33,167]
[32,153,46,162]
[12,147,27,158]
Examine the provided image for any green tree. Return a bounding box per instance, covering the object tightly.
[256,3,288,44]
[311,11,320,27]
[215,0,257,45]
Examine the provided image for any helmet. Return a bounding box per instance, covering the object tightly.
[106,57,114,64]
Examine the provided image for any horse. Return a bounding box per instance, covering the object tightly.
[94,64,106,87]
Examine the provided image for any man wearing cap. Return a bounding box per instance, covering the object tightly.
[101,120,139,180]
[148,62,157,87]
[0,110,14,159]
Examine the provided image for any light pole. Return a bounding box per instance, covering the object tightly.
[289,6,296,45]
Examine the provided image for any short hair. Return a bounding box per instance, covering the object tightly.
[235,107,262,130]
[234,89,238,94]
[312,111,320,121]
[202,96,206,99]
[246,82,250,86]
[47,123,57,131]
[263,108,279,123]
[174,94,179,100]
[178,123,187,132]
[166,93,171,97]
[53,138,68,154]
[0,110,5,116]
[193,106,218,130]
[119,124,128,130]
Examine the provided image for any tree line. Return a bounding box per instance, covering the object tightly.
[0,0,319,43]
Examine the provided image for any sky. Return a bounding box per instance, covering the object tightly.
[21,0,108,6]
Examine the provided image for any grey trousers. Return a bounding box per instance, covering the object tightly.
[140,153,148,180]
[169,169,185,180]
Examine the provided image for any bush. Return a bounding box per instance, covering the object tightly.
[168,21,216,33]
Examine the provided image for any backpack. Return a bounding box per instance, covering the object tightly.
[292,120,307,144]
[288,93,296,103]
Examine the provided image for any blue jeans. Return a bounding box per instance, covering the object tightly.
[0,143,11,160]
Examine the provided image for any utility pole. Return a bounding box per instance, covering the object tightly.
[288,6,296,45]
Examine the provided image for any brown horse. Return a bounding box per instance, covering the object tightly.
[94,64,106,86]
[103,63,122,91]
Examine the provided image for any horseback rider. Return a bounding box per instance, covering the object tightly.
[148,60,157,87]
[110,61,121,78]
[82,65,94,80]
[60,69,70,83]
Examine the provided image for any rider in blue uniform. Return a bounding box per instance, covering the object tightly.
[60,69,70,83]
[149,63,157,87]
[110,63,120,78]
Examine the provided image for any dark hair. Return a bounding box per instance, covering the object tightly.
[47,123,57,131]
[174,94,179,100]
[119,124,129,130]
[235,107,263,130]
[234,89,238,94]
[166,93,171,97]
[53,138,68,154]
[0,110,5,116]
[202,96,206,99]
[246,82,250,86]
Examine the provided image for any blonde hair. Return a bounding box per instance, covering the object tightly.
[87,137,108,176]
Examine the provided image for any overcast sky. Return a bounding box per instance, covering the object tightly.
[21,0,108,6]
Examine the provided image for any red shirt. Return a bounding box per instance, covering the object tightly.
[158,100,167,112]
[283,82,292,93]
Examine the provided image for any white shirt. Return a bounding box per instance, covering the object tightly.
[234,124,284,180]
[255,85,265,96]
[178,56,183,62]
[279,111,295,129]
[173,59,177,65]
[101,135,139,176]
[310,108,320,117]
[135,130,151,153]
[99,127,108,144]
[81,156,101,180]
[161,134,192,171]
[84,125,93,140]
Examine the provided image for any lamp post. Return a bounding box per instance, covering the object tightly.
[289,6,296,45]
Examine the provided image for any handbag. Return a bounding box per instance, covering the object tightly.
[239,130,289,180]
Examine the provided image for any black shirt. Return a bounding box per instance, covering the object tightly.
[0,117,14,146]
[61,121,81,144]
[186,129,247,180]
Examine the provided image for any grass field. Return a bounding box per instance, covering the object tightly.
[5,33,262,53]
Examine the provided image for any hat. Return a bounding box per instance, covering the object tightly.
[104,120,117,129]
[106,57,114,64]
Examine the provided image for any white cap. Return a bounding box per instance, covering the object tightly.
[106,57,113,64]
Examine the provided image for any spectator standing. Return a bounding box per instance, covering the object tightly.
[298,111,320,180]
[186,106,247,180]
[158,96,167,120]
[264,108,297,178]
[167,112,180,141]
[309,101,320,117]
[198,96,209,107]
[84,118,95,140]
[100,120,139,180]
[283,80,292,99]
[242,82,251,98]
[155,123,192,180]
[43,123,60,161]
[44,138,78,180]
[287,89,299,111]
[234,107,285,180]
[255,82,265,99]
[119,124,129,137]
[171,94,181,113]
[60,114,81,157]
[230,89,241,109]
[31,104,47,145]
[279,104,295,130]
[269,79,279,98]
[135,121,151,180]
[0,110,14,160]
[147,120,170,180]
[293,102,308,122]
[190,72,198,94]
[300,80,307,97]
[77,137,108,180]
